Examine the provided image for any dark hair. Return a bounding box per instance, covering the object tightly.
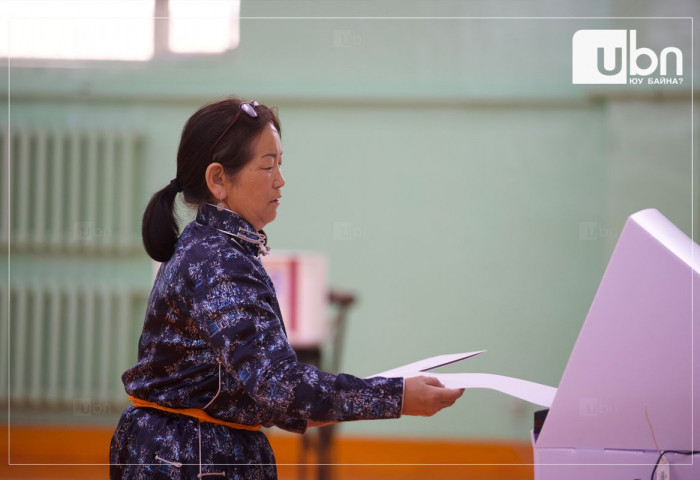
[141,97,281,262]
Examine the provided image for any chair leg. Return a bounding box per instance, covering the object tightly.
[317,424,336,480]
[298,430,312,480]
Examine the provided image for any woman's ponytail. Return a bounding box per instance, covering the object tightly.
[141,180,181,262]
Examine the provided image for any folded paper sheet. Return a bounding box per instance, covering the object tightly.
[370,351,557,408]
[428,373,556,407]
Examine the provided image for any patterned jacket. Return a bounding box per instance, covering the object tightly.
[121,203,404,431]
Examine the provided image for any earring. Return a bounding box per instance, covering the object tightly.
[216,192,225,212]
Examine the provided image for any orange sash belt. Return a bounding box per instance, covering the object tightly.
[129,395,262,432]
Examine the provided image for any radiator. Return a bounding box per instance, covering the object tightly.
[1,125,148,413]
[1,282,144,410]
[0,127,142,253]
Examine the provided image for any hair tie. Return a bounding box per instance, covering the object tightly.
[169,178,182,192]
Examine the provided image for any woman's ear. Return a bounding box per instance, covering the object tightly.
[205,162,228,200]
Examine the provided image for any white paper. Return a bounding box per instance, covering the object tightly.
[430,373,556,407]
[369,351,557,408]
[368,351,486,379]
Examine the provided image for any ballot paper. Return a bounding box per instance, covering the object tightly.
[369,351,557,408]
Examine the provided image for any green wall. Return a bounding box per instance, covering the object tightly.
[1,0,698,441]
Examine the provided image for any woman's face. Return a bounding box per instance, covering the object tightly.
[224,123,285,231]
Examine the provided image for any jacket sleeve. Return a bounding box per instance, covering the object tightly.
[191,254,403,424]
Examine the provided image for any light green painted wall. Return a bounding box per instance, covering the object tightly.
[1,0,698,441]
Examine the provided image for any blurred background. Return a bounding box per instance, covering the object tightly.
[0,0,697,479]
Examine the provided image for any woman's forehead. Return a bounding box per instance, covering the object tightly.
[252,124,282,153]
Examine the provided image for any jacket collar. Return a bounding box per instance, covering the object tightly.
[195,203,269,257]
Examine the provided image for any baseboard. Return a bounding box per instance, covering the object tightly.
[1,424,534,480]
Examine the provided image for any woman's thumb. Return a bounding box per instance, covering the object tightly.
[422,376,445,388]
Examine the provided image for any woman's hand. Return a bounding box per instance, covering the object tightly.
[401,376,465,417]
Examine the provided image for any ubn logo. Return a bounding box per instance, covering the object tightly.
[572,30,683,84]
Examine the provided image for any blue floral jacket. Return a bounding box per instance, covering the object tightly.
[110,203,403,479]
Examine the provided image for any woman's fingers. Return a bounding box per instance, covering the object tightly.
[423,376,445,388]
[402,376,466,417]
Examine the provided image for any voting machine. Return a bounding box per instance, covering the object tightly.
[532,209,699,479]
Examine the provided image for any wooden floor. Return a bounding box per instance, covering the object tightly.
[1,425,534,479]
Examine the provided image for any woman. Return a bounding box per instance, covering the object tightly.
[109,98,464,479]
